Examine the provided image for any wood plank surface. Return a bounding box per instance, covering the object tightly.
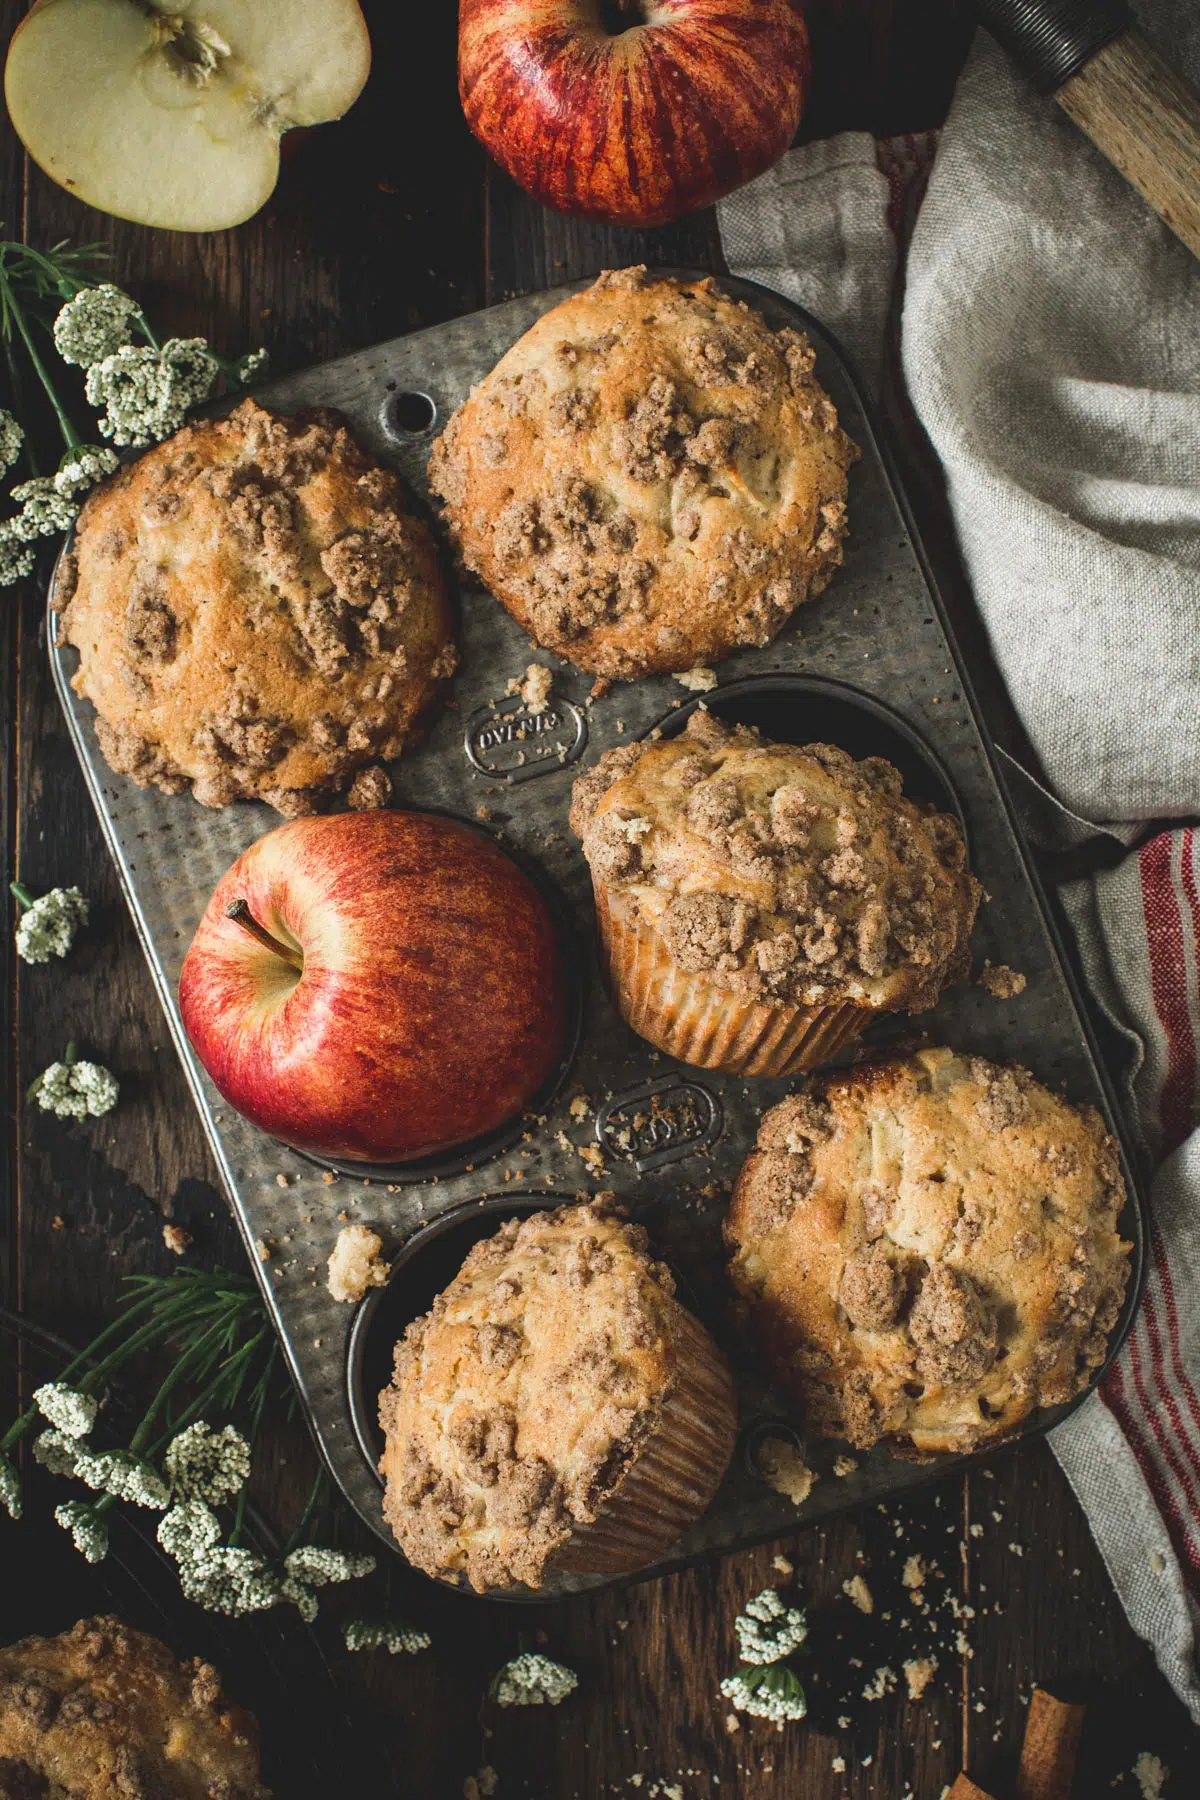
[1,1,1197,1794]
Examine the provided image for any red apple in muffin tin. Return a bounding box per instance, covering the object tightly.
[178,812,566,1165]
[459,0,810,228]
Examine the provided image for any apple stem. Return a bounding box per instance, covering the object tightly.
[225,899,303,973]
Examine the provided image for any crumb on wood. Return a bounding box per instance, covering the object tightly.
[1133,1753,1168,1799]
[162,1223,192,1256]
[903,1656,937,1700]
[327,1222,389,1304]
[674,666,717,692]
[978,960,1027,998]
[832,1454,858,1477]
[842,1572,874,1615]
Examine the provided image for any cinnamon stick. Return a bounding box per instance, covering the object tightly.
[1015,1688,1085,1800]
[948,1777,997,1800]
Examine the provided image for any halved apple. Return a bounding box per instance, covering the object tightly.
[5,0,371,231]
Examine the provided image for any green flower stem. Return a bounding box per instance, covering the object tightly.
[229,1362,272,1547]
[6,286,79,451]
[281,1468,327,1559]
[0,1288,167,1452]
[128,1313,249,1455]
[9,882,35,911]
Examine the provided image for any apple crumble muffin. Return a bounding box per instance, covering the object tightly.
[54,399,457,816]
[725,1048,1132,1456]
[428,268,857,679]
[378,1199,736,1591]
[569,708,979,1075]
[0,1615,269,1798]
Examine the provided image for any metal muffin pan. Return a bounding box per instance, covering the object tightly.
[49,272,1147,1599]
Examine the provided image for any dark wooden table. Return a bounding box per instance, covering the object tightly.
[2,3,1198,1794]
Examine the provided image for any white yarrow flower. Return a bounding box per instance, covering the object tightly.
[491,1652,578,1707]
[33,1380,97,1438]
[235,348,269,384]
[176,1544,283,1617]
[158,1499,222,1562]
[14,887,89,964]
[733,1588,808,1665]
[0,409,23,477]
[35,1058,119,1120]
[719,1664,807,1722]
[0,525,37,586]
[7,476,79,539]
[343,1617,431,1655]
[54,284,141,367]
[0,1452,21,1521]
[33,1428,87,1479]
[54,446,119,500]
[164,1421,251,1504]
[55,1500,109,1563]
[282,1546,375,1588]
[86,1450,170,1509]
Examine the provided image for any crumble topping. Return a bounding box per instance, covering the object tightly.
[427,270,857,680]
[59,399,455,815]
[725,1048,1132,1456]
[379,1200,696,1593]
[570,710,979,1013]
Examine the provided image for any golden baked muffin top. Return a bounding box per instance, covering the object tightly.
[428,267,857,679]
[379,1200,685,1592]
[725,1048,1131,1456]
[55,398,457,817]
[0,1615,269,1799]
[570,709,979,1012]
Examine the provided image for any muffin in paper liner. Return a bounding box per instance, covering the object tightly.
[378,1200,737,1591]
[595,882,867,1079]
[570,709,980,1079]
[551,1302,738,1575]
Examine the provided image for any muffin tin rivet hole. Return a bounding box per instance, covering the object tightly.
[381,390,437,437]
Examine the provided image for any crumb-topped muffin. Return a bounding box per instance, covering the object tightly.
[570,709,980,1076]
[428,268,856,679]
[725,1049,1132,1456]
[0,1616,269,1799]
[378,1200,737,1591]
[54,398,457,816]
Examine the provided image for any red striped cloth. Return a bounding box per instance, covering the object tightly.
[1053,834,1200,1713]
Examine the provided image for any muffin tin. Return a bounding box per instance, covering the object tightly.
[48,271,1147,1599]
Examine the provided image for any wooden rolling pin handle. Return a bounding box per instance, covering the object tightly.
[1057,28,1200,261]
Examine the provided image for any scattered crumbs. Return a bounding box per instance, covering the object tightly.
[842,1573,874,1615]
[674,666,717,692]
[463,1769,499,1800]
[1133,1753,1168,1798]
[979,960,1027,998]
[514,662,553,711]
[321,1171,337,1185]
[162,1223,192,1256]
[862,1666,897,1702]
[275,1172,291,1188]
[569,1094,591,1121]
[832,1756,845,1773]
[255,1237,272,1262]
[578,1143,606,1176]
[757,1436,816,1506]
[969,1522,983,1538]
[724,1714,740,1735]
[327,1222,389,1303]
[1148,1549,1166,1573]
[1008,1542,1025,1557]
[336,1209,350,1223]
[476,804,493,822]
[51,1215,66,1232]
[832,1455,858,1478]
[902,1555,925,1592]
[772,1553,794,1578]
[837,1715,850,1730]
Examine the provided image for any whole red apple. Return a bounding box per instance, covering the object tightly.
[459,0,810,227]
[178,811,566,1165]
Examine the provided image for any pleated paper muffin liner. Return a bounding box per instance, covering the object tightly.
[595,887,868,1079]
[552,1303,738,1576]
